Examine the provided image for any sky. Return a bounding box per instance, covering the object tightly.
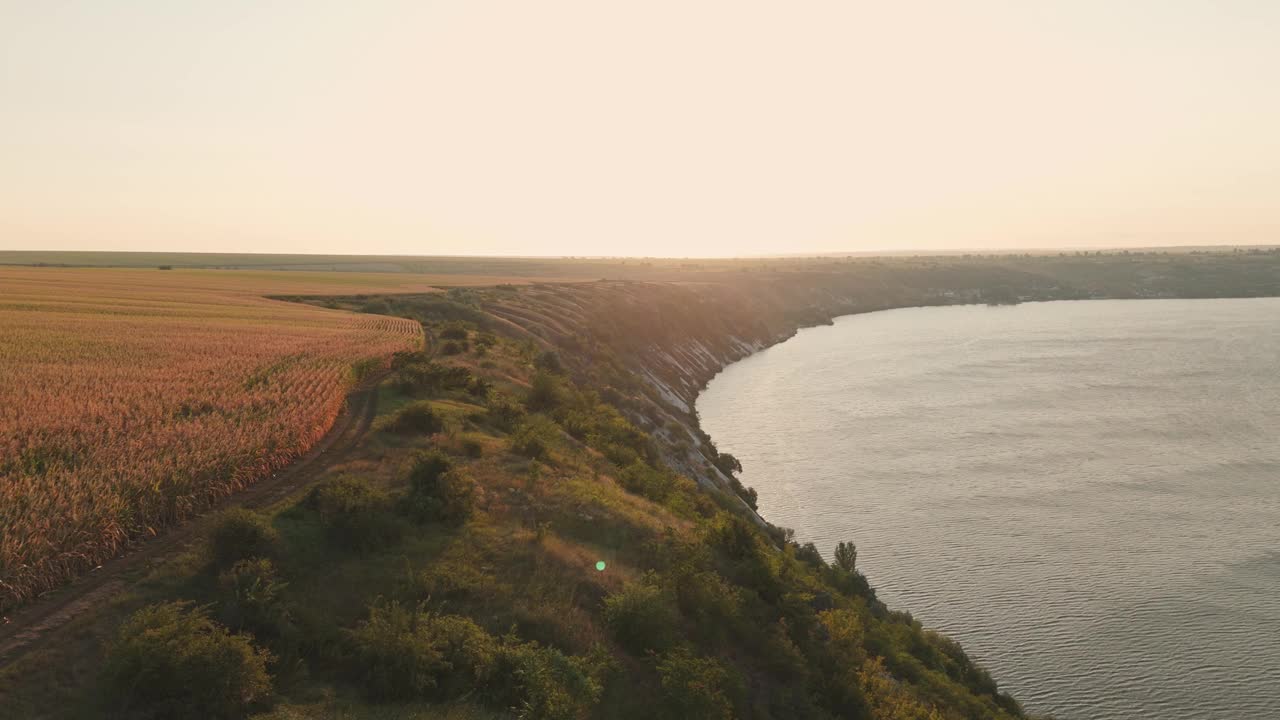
[2,1,1278,257]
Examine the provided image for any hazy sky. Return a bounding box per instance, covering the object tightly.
[3,1,1278,257]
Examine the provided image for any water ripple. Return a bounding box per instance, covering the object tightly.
[699,299,1280,720]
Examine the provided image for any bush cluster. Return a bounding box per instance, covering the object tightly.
[381,401,445,435]
[403,449,476,526]
[602,576,679,654]
[209,508,278,569]
[509,416,559,460]
[347,600,494,701]
[101,602,273,720]
[217,557,292,640]
[304,478,400,552]
[348,600,601,720]
[395,360,474,396]
[619,461,682,504]
[438,322,470,341]
[485,392,527,432]
[656,648,738,720]
[525,372,565,412]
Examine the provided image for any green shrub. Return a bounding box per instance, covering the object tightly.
[209,508,279,569]
[468,376,492,398]
[595,441,641,468]
[795,542,826,568]
[304,478,400,552]
[347,600,447,701]
[431,614,500,698]
[460,436,485,458]
[486,392,527,431]
[390,349,426,370]
[510,416,558,460]
[403,449,476,526]
[524,372,564,412]
[101,601,273,720]
[439,322,470,340]
[673,570,742,643]
[558,410,593,441]
[727,475,758,510]
[491,641,602,720]
[382,401,444,435]
[814,608,871,718]
[217,558,292,639]
[712,452,742,478]
[409,448,453,487]
[602,577,679,654]
[618,461,677,502]
[440,340,468,355]
[656,648,737,720]
[706,514,783,602]
[347,600,496,702]
[361,299,391,315]
[394,362,473,396]
[535,350,564,374]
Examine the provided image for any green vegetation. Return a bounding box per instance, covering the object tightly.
[346,600,494,702]
[216,558,294,640]
[602,575,679,654]
[210,509,280,569]
[11,249,1280,719]
[834,541,858,573]
[404,450,476,526]
[304,477,402,552]
[100,602,273,720]
[45,250,1280,719]
[656,648,740,720]
[380,401,446,435]
[2,310,1033,720]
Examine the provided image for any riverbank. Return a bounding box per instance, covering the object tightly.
[697,298,1280,719]
[471,251,1280,513]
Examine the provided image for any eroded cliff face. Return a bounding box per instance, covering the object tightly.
[476,259,1125,513]
[479,269,1041,508]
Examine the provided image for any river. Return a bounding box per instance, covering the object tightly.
[697,298,1280,720]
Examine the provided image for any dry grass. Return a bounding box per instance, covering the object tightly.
[0,268,425,611]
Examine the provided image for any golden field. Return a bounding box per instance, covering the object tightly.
[0,268,429,610]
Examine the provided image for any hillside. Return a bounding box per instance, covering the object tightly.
[6,252,1280,719]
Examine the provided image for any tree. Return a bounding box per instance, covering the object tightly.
[525,371,564,412]
[535,350,564,374]
[834,541,857,573]
[795,542,826,568]
[713,452,742,478]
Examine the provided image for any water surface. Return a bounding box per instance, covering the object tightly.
[697,299,1280,720]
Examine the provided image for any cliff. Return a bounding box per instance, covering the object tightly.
[470,251,1280,508]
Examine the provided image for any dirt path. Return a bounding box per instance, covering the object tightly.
[0,374,384,665]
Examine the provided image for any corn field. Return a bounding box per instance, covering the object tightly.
[0,268,424,612]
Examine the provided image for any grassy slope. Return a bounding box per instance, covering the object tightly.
[0,310,1025,720]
